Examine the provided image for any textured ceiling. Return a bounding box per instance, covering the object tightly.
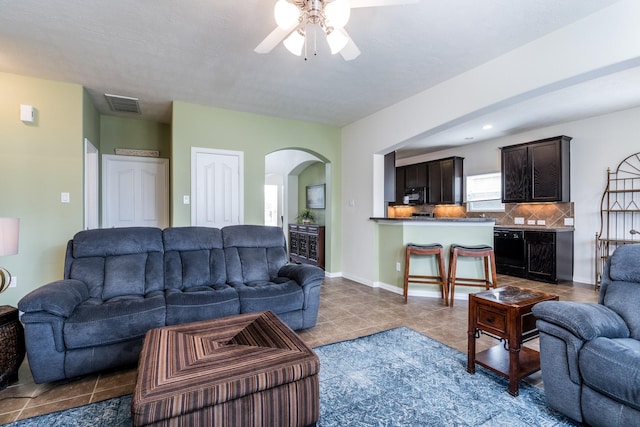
[0,0,631,153]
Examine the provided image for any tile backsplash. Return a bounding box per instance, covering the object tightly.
[388,202,574,229]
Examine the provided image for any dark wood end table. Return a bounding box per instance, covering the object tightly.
[467,286,558,396]
[0,305,26,390]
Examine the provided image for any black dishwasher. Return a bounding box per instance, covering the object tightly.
[493,228,526,277]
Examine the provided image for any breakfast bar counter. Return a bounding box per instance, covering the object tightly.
[370,217,495,301]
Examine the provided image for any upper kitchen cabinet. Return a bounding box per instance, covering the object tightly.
[395,166,406,205]
[428,156,464,204]
[501,136,572,203]
[404,162,428,189]
[392,162,427,204]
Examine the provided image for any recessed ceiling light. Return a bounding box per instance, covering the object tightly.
[482,124,493,130]
[464,137,474,141]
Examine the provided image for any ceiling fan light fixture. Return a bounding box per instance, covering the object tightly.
[325,0,351,29]
[284,29,305,56]
[326,27,349,54]
[275,0,300,29]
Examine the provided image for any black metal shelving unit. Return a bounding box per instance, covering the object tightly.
[596,152,640,290]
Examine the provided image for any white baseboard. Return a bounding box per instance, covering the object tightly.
[324,270,342,278]
[341,273,375,287]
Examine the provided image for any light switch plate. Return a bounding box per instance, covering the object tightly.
[514,217,525,225]
[61,192,70,203]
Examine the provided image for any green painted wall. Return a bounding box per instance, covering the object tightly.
[171,101,342,273]
[0,72,85,307]
[298,162,326,225]
[100,116,171,157]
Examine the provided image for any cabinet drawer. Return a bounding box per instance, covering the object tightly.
[477,306,507,335]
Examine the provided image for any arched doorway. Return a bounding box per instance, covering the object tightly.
[265,149,332,270]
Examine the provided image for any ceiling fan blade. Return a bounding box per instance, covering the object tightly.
[340,37,361,61]
[255,26,295,54]
[349,0,418,8]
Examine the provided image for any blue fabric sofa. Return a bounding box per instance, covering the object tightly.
[18,225,324,384]
[532,244,640,426]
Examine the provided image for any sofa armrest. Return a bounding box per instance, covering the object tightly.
[532,301,630,341]
[278,264,325,287]
[18,279,89,318]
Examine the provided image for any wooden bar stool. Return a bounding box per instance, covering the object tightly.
[447,244,497,307]
[403,243,448,305]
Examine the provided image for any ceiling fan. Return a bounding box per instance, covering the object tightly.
[255,0,419,61]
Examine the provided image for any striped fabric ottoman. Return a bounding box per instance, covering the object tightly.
[131,311,320,427]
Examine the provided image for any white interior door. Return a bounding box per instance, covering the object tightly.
[84,138,99,230]
[102,155,169,228]
[191,147,243,227]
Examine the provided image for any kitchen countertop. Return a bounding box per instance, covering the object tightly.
[370,217,495,223]
[494,226,574,232]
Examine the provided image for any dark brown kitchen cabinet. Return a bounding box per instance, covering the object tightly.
[289,224,325,269]
[404,163,428,189]
[501,136,571,203]
[384,152,396,202]
[524,230,573,283]
[428,156,463,204]
[395,167,406,204]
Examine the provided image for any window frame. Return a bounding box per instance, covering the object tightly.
[466,172,505,212]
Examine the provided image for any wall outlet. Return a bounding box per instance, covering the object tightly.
[564,218,574,226]
[396,262,401,272]
[514,217,525,225]
[9,276,16,288]
[183,195,190,205]
[527,220,536,225]
[537,220,546,225]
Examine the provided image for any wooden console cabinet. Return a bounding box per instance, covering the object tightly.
[288,224,325,269]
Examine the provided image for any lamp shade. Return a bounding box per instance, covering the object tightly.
[284,30,305,56]
[325,0,350,29]
[275,0,300,29]
[0,218,19,256]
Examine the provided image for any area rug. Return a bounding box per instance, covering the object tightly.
[6,327,576,426]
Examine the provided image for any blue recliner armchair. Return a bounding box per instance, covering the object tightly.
[532,244,640,426]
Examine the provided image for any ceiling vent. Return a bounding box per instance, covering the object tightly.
[104,94,141,114]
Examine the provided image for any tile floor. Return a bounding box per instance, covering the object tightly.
[0,275,598,424]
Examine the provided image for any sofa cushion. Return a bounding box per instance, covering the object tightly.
[223,225,288,284]
[163,227,227,289]
[103,253,147,299]
[233,279,304,314]
[72,227,163,258]
[165,286,240,325]
[67,227,165,299]
[609,244,640,283]
[63,292,166,349]
[601,281,640,340]
[580,337,640,411]
[163,226,223,252]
